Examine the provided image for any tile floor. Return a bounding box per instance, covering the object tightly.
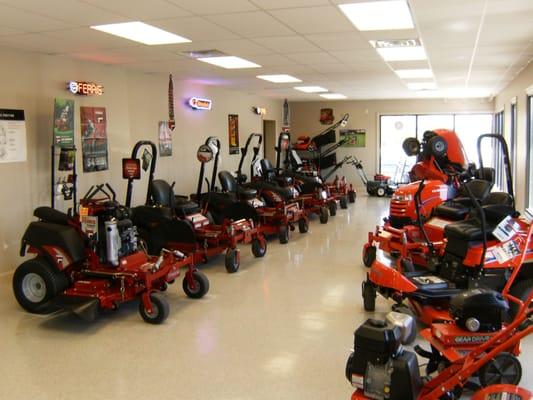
[0,195,531,399]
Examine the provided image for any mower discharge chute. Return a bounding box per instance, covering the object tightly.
[13,183,208,324]
[362,134,533,326]
[125,140,266,274]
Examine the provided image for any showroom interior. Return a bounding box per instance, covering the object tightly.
[0,0,532,399]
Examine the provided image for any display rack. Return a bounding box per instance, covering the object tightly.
[51,145,77,213]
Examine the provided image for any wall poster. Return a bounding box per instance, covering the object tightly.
[228,114,239,155]
[0,109,27,163]
[80,106,108,172]
[340,128,366,147]
[158,121,172,157]
[53,98,75,147]
[320,108,334,125]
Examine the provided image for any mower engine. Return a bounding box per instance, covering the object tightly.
[104,218,138,266]
[345,313,421,400]
[450,289,509,332]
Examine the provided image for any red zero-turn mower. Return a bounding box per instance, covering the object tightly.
[229,133,309,243]
[273,131,336,223]
[345,289,533,400]
[362,129,472,269]
[124,140,266,274]
[13,183,209,324]
[362,136,533,325]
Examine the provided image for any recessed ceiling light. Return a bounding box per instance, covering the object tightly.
[294,86,328,93]
[395,69,433,79]
[338,1,414,31]
[91,22,191,45]
[406,81,437,90]
[375,46,427,61]
[197,56,261,69]
[320,93,347,100]
[257,74,302,83]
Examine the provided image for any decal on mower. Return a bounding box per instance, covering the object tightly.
[454,335,491,344]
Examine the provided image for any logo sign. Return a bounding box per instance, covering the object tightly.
[67,81,104,96]
[188,97,212,110]
[122,158,141,180]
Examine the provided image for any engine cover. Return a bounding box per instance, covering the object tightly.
[450,289,509,332]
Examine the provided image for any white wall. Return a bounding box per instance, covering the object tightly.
[0,46,282,273]
[289,98,493,192]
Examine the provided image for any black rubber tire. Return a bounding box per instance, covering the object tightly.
[139,293,169,324]
[363,245,376,268]
[298,218,309,233]
[225,248,240,273]
[508,279,533,321]
[278,225,289,244]
[345,352,355,382]
[319,207,329,224]
[13,257,68,314]
[340,196,348,209]
[182,270,210,299]
[362,281,376,311]
[376,187,386,197]
[252,238,267,257]
[478,352,522,387]
[328,201,337,216]
[348,191,356,203]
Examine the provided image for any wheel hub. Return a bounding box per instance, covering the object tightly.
[21,273,46,303]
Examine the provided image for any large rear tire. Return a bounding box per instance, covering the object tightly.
[298,218,309,234]
[278,225,289,244]
[13,257,68,314]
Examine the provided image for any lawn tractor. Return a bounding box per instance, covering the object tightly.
[124,140,266,274]
[346,289,533,400]
[13,183,208,324]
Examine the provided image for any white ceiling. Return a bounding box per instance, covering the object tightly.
[0,0,531,100]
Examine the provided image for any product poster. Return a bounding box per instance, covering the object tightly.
[320,108,334,125]
[228,114,239,155]
[340,128,366,147]
[53,98,75,147]
[80,106,108,172]
[0,109,27,163]
[158,121,172,157]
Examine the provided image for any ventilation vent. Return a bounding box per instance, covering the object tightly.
[370,39,421,48]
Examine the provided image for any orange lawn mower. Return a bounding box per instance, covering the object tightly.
[362,129,477,270]
[124,140,267,274]
[345,289,533,400]
[361,135,533,326]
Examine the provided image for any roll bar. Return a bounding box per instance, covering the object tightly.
[237,133,262,179]
[125,140,158,208]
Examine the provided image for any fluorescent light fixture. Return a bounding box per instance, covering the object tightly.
[256,74,301,83]
[320,93,347,100]
[197,56,261,69]
[338,1,414,31]
[376,46,426,61]
[294,86,328,93]
[406,81,437,90]
[91,21,191,45]
[395,69,433,79]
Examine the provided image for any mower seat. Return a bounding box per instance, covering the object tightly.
[244,181,295,202]
[34,206,70,225]
[151,179,199,217]
[218,171,257,200]
[433,179,493,221]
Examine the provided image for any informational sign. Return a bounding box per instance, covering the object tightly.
[122,158,141,180]
[53,98,75,147]
[0,109,27,163]
[228,114,239,155]
[340,128,366,147]
[492,215,520,242]
[80,106,108,172]
[158,121,172,157]
[67,81,104,96]
[189,97,212,110]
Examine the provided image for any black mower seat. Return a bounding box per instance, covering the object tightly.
[433,204,470,221]
[151,179,199,217]
[433,179,493,221]
[218,171,258,200]
[244,181,294,201]
[174,196,200,217]
[34,206,70,225]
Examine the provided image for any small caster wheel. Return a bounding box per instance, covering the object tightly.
[298,218,309,233]
[319,207,329,224]
[278,225,289,244]
[252,237,267,256]
[183,270,210,299]
[362,245,376,268]
[478,352,522,387]
[376,187,386,197]
[225,248,240,273]
[139,293,169,324]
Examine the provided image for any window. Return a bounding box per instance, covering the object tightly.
[494,110,505,190]
[510,101,517,188]
[526,95,533,207]
[379,113,493,180]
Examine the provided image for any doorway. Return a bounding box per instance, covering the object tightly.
[263,119,277,164]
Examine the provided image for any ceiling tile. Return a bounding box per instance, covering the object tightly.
[252,35,321,53]
[43,28,142,50]
[305,32,371,51]
[83,0,192,19]
[65,46,181,65]
[245,53,296,67]
[285,51,336,64]
[2,0,127,26]
[206,11,295,38]
[250,0,330,9]
[150,17,239,41]
[269,6,355,34]
[0,4,74,32]
[167,0,258,15]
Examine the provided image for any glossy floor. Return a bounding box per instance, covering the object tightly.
[0,196,531,399]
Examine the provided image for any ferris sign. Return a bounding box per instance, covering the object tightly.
[67,81,104,96]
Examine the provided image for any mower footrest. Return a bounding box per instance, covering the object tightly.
[53,295,100,321]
